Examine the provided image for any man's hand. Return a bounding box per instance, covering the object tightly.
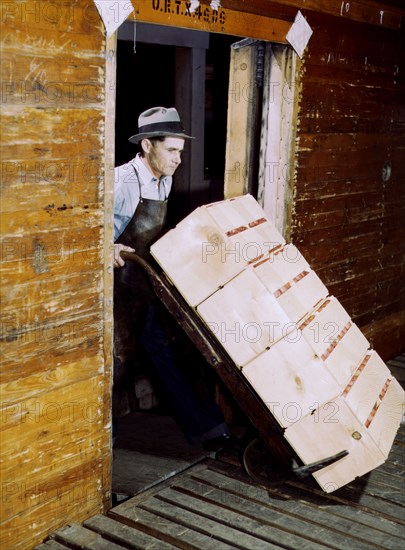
[113,243,135,268]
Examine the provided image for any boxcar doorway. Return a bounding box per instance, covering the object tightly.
[112,23,244,500]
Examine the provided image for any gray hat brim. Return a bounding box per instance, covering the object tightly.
[129,131,195,144]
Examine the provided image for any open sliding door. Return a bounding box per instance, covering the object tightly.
[224,40,298,238]
[224,38,264,199]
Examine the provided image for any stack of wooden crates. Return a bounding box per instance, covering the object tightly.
[151,194,404,492]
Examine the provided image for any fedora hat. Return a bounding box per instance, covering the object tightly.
[128,106,194,144]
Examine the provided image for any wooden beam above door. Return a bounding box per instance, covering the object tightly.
[225,0,404,30]
[130,0,290,44]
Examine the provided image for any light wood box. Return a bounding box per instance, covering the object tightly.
[151,194,285,307]
[151,195,405,492]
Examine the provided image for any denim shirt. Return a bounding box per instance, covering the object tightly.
[113,154,172,241]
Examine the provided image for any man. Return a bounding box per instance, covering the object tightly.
[113,106,235,450]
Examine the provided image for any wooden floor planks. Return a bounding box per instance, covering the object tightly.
[34,353,405,549]
[36,424,405,550]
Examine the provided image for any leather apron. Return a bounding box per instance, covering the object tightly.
[113,167,168,417]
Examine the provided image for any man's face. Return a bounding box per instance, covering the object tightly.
[143,137,185,179]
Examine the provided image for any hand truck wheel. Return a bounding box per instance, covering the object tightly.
[241,435,288,488]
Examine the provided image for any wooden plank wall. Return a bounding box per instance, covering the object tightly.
[221,0,405,360]
[289,6,405,361]
[0,1,113,548]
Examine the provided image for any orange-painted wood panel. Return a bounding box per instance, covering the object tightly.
[0,2,112,548]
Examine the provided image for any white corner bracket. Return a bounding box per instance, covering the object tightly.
[189,1,200,14]
[210,1,222,11]
[93,0,134,37]
[286,10,313,59]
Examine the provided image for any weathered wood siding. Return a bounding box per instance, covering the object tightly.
[290,6,405,360]
[0,2,113,549]
[222,0,405,360]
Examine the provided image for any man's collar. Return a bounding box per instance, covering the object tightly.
[133,154,158,184]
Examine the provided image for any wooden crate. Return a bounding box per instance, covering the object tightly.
[151,194,404,492]
[151,194,285,307]
[252,244,329,323]
[241,335,342,428]
[298,296,371,386]
[197,266,294,368]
